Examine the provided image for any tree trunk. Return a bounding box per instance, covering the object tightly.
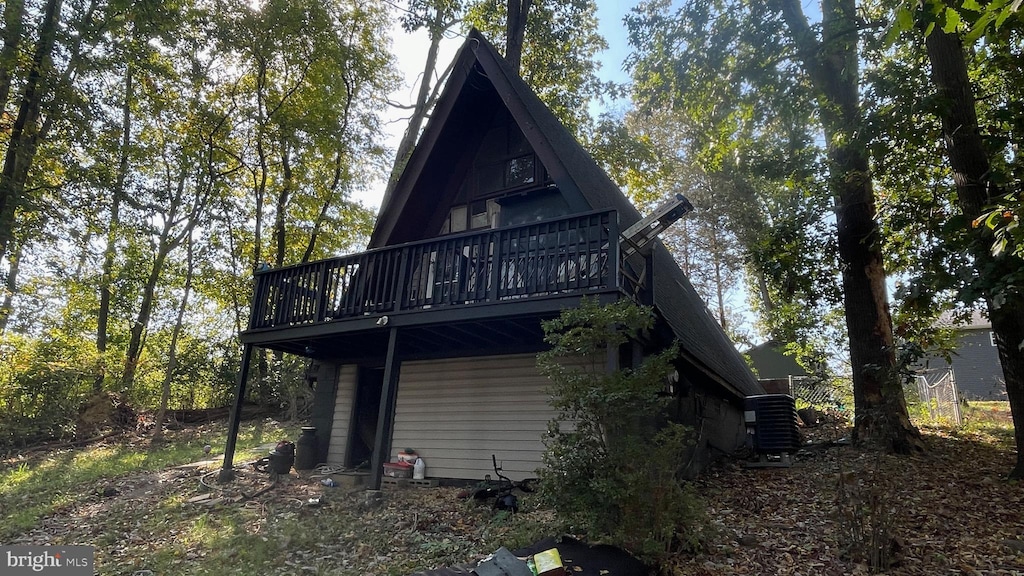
[754,268,775,317]
[96,64,132,392]
[383,11,447,205]
[302,151,342,263]
[0,242,22,333]
[273,140,292,267]
[153,233,195,441]
[72,229,93,282]
[271,142,292,414]
[712,238,727,330]
[778,0,920,452]
[120,240,170,395]
[120,163,191,394]
[0,0,61,262]
[219,197,246,335]
[925,28,1024,478]
[505,0,533,73]
[0,0,26,113]
[252,56,270,270]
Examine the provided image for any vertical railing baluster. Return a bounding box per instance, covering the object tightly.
[394,247,409,312]
[250,272,266,329]
[353,254,367,315]
[316,261,329,322]
[363,253,375,312]
[299,268,310,322]
[606,211,618,290]
[377,251,390,311]
[488,230,501,301]
[369,253,381,312]
[378,252,391,311]
[275,270,284,325]
[339,264,351,317]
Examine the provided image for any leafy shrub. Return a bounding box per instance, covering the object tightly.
[536,298,706,564]
[0,333,97,446]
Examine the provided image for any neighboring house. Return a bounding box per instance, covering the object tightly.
[222,31,762,488]
[921,310,1007,401]
[746,341,808,383]
[747,340,807,396]
[746,342,842,407]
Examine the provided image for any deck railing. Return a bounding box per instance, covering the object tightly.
[249,210,619,330]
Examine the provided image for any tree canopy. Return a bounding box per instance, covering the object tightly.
[1,0,1022,476]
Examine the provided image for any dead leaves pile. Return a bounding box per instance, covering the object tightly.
[671,422,1023,576]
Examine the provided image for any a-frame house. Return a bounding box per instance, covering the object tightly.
[222,31,763,488]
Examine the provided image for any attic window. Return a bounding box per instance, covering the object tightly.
[505,155,536,188]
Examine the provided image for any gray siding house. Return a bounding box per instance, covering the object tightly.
[922,311,1007,401]
[221,31,762,487]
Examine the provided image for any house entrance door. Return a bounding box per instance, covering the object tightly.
[348,366,384,468]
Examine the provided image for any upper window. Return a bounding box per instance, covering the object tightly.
[505,155,536,188]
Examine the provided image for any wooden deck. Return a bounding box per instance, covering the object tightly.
[245,210,623,337]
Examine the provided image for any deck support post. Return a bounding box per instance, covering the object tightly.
[369,327,401,490]
[219,343,254,482]
[606,337,620,374]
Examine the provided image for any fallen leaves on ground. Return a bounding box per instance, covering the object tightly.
[670,418,1024,576]
[4,411,1023,576]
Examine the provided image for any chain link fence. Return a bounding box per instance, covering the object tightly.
[761,369,962,426]
[760,376,852,411]
[912,367,962,426]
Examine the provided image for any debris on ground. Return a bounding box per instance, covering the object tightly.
[5,411,1022,576]
[76,392,137,438]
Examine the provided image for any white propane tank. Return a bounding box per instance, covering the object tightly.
[413,457,425,480]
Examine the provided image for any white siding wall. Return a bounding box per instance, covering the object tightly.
[326,365,357,465]
[391,354,555,481]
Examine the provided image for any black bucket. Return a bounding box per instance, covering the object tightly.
[268,441,295,475]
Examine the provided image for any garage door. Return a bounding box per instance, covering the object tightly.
[391,353,557,481]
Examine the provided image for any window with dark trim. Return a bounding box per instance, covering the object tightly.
[505,155,536,188]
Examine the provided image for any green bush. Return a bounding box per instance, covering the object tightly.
[536,298,706,564]
[0,333,97,446]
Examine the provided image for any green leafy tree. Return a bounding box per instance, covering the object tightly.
[889,1,1024,477]
[1,0,394,429]
[617,100,838,358]
[211,0,391,410]
[1,0,109,326]
[465,0,609,136]
[383,0,464,202]
[626,0,921,452]
[537,298,705,562]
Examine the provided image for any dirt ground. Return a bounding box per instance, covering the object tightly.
[5,415,1024,575]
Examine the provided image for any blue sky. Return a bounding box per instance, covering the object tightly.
[594,0,642,86]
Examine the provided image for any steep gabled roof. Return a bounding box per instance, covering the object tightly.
[371,30,761,399]
[935,309,991,330]
[746,341,810,380]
